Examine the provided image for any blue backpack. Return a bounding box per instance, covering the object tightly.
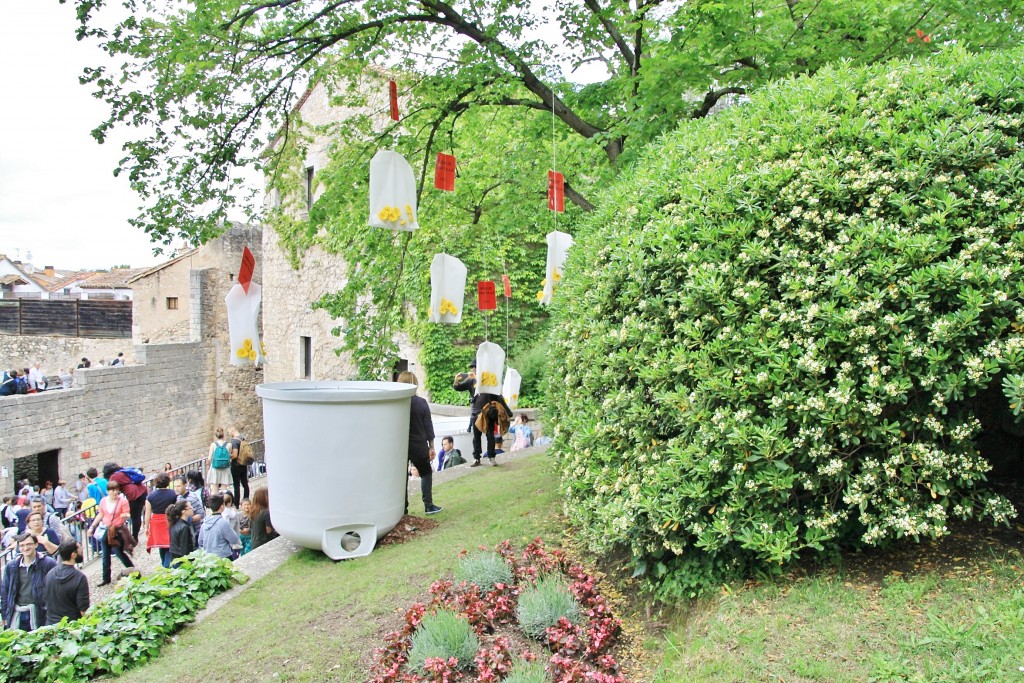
[120,467,146,484]
[211,441,231,469]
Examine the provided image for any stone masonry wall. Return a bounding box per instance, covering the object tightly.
[0,336,135,378]
[0,342,214,494]
[261,77,423,387]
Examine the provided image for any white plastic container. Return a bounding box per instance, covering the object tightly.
[255,380,417,559]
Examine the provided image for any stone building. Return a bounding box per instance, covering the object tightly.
[128,225,262,344]
[0,226,266,492]
[261,75,426,388]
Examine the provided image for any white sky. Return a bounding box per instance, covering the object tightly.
[0,2,178,271]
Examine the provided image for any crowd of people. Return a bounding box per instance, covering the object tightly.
[0,437,276,633]
[0,354,128,397]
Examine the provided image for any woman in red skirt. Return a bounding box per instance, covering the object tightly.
[142,473,176,568]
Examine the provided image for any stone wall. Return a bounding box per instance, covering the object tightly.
[190,268,265,439]
[261,77,424,389]
[132,224,262,344]
[0,336,134,377]
[0,342,214,494]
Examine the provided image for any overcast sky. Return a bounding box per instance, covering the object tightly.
[0,2,187,271]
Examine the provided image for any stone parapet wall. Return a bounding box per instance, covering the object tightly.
[0,342,214,492]
[0,336,134,377]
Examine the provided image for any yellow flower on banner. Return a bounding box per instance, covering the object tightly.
[480,371,498,386]
[552,269,562,282]
[536,290,544,301]
[405,204,415,221]
[236,339,254,359]
[377,206,402,223]
[511,393,519,401]
[439,298,459,316]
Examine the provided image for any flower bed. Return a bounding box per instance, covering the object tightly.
[368,539,631,683]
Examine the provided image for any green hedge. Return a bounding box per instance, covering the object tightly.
[0,552,244,682]
[546,47,1024,597]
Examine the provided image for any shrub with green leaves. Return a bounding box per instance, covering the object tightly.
[516,576,581,640]
[407,610,480,672]
[0,551,244,682]
[455,551,514,589]
[547,46,1024,597]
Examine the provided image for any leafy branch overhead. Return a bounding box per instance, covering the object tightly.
[65,0,1024,246]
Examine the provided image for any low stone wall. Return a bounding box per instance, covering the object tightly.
[0,342,214,492]
[0,336,135,376]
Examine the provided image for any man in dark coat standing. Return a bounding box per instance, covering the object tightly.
[44,540,90,625]
[1,532,58,630]
[453,360,477,433]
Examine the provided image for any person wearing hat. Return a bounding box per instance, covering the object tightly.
[453,360,477,433]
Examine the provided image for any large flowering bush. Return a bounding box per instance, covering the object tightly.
[368,539,629,682]
[546,46,1024,597]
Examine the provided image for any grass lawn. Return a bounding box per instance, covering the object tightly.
[108,454,1024,683]
[111,453,566,683]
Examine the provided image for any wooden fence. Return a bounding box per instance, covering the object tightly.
[0,299,132,338]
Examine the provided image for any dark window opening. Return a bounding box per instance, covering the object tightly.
[300,336,312,379]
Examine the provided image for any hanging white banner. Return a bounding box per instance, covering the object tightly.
[540,230,573,305]
[475,341,505,394]
[502,367,522,409]
[225,282,266,366]
[368,150,419,231]
[428,253,467,324]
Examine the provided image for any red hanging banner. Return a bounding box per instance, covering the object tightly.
[547,170,565,212]
[501,274,511,298]
[434,153,456,191]
[389,80,399,121]
[477,281,497,311]
[238,246,255,294]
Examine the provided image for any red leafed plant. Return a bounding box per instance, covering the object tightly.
[366,539,631,683]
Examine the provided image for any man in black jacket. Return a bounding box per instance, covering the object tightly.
[44,540,90,625]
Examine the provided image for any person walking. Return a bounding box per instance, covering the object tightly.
[87,482,136,586]
[44,540,90,625]
[207,428,233,494]
[166,500,196,565]
[53,480,72,519]
[142,474,177,568]
[470,390,514,467]
[1,532,57,630]
[397,372,442,515]
[105,463,150,542]
[228,427,251,504]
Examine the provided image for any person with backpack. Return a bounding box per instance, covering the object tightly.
[0,369,16,396]
[105,463,149,543]
[207,428,233,494]
[228,426,252,505]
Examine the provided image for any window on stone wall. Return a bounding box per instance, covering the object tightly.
[166,297,178,310]
[305,166,315,212]
[300,336,312,379]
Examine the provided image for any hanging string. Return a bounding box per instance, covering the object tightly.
[551,87,558,230]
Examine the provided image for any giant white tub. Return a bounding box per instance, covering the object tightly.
[255,380,417,559]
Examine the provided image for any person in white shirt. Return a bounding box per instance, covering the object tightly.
[28,363,46,392]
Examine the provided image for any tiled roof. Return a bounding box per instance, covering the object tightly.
[79,268,149,289]
[0,274,28,286]
[126,248,199,283]
[33,271,96,293]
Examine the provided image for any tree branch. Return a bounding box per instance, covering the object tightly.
[581,0,636,67]
[691,87,746,119]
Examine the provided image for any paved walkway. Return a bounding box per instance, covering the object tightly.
[84,444,548,616]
